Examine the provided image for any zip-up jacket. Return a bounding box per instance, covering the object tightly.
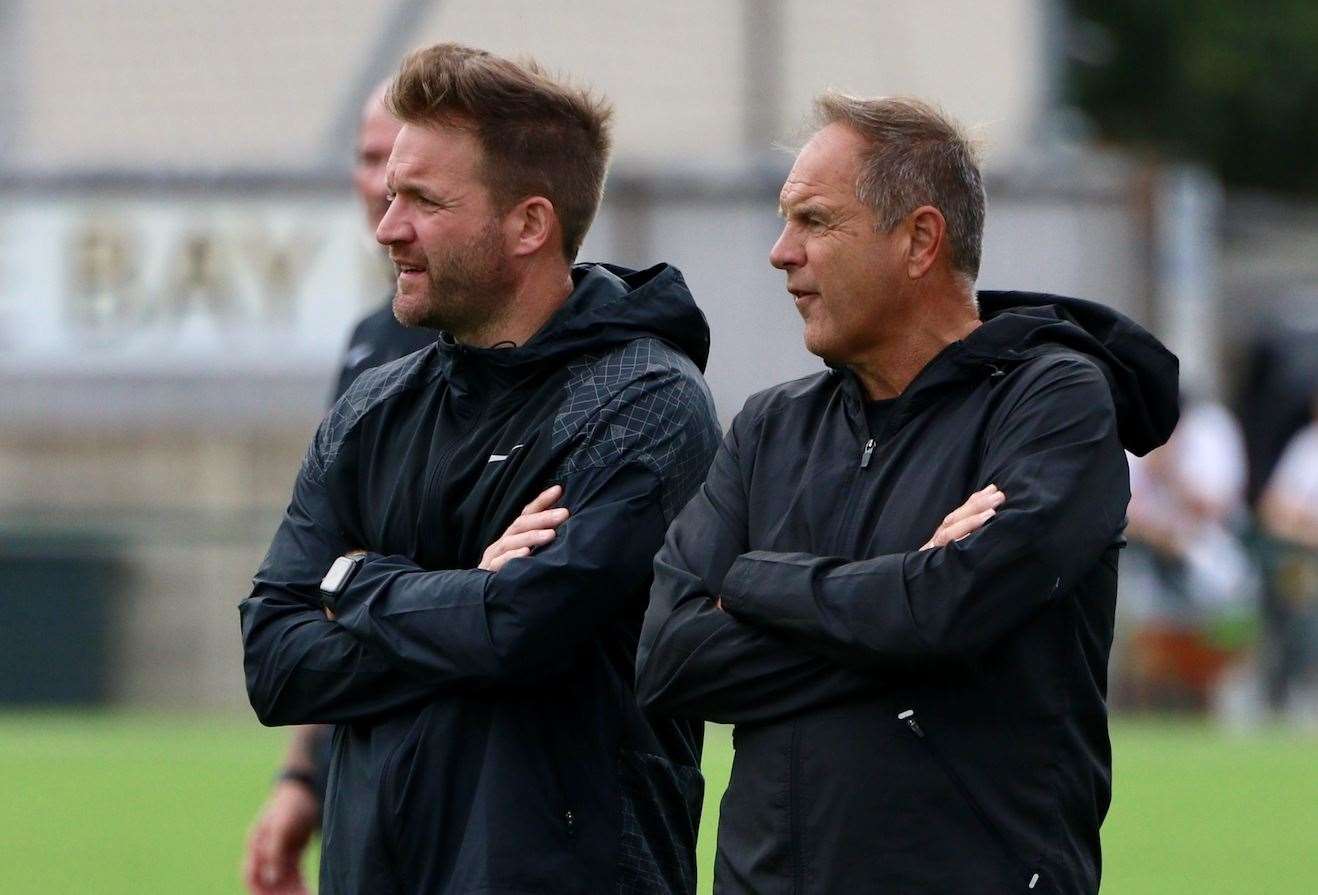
[636,292,1179,894]
[241,263,722,895]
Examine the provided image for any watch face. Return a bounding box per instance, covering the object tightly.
[320,555,357,594]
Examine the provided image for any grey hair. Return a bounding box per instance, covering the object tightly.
[814,92,985,280]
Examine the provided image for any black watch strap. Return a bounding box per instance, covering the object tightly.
[275,767,319,793]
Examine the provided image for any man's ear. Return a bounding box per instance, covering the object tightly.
[906,205,946,279]
[506,196,558,258]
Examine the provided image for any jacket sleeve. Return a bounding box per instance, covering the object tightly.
[718,357,1130,671]
[636,408,883,724]
[324,366,720,686]
[240,437,446,726]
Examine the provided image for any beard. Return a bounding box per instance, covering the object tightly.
[392,219,516,339]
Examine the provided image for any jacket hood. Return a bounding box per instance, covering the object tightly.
[969,290,1179,456]
[436,262,710,374]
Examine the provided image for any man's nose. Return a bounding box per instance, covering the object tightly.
[769,226,801,270]
[375,200,408,246]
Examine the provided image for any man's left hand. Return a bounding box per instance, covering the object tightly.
[480,485,570,572]
[921,484,1004,550]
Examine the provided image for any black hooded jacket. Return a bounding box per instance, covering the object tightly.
[241,263,722,895]
[636,292,1179,894]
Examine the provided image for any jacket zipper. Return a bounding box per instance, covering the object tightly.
[418,391,501,542]
[898,709,1041,890]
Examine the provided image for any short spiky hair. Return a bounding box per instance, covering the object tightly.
[815,92,985,280]
[387,43,614,261]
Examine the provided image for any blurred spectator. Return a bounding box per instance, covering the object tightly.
[1260,393,1318,549]
[242,81,432,895]
[1126,395,1254,609]
[1257,392,1318,720]
[1238,327,1318,505]
[1118,394,1257,708]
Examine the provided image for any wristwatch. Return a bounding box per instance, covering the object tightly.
[319,550,367,616]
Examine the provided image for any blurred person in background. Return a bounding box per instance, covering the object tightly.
[1127,393,1249,580]
[635,95,1178,893]
[331,82,440,401]
[241,43,719,895]
[1238,327,1318,508]
[1117,393,1257,709]
[242,81,433,895]
[1257,389,1318,720]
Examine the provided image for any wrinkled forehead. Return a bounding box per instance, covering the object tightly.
[387,123,482,180]
[778,125,865,210]
[777,170,831,213]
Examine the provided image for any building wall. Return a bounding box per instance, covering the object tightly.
[11,0,1048,171]
[14,0,381,169]
[0,427,307,708]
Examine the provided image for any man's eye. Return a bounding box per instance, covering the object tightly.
[384,192,396,204]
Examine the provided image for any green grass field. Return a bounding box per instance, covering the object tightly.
[1,713,1314,893]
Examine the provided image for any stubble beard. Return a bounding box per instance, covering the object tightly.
[393,220,516,340]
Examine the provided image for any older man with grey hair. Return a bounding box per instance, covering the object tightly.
[636,94,1179,893]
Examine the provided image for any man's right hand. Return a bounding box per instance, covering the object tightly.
[921,484,1004,550]
[479,484,570,572]
[242,779,319,895]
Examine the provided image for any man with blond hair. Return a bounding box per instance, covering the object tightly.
[242,44,718,894]
[635,95,1178,893]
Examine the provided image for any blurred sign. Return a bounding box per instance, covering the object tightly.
[0,196,391,373]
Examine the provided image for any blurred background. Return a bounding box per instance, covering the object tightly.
[2,1,1315,892]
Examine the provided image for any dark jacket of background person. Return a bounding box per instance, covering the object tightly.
[242,263,721,895]
[330,299,438,405]
[637,291,1179,895]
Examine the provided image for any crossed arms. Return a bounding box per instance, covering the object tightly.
[634,358,1130,724]
[240,371,705,727]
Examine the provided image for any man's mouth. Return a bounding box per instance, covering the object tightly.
[394,261,427,277]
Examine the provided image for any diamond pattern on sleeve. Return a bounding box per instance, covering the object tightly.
[302,349,436,485]
[551,338,720,523]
